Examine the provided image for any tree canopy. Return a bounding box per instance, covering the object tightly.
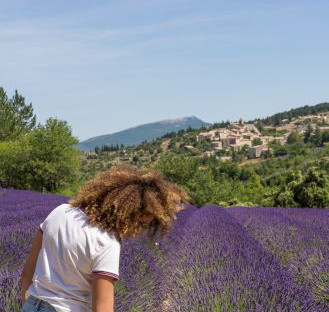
[0,87,37,141]
[0,86,81,193]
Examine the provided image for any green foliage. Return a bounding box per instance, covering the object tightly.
[322,130,329,144]
[251,102,329,126]
[154,152,199,185]
[53,180,84,197]
[0,136,32,189]
[304,123,313,143]
[194,139,213,152]
[270,142,289,156]
[210,120,230,129]
[154,153,267,207]
[254,121,264,132]
[287,132,303,144]
[312,126,322,147]
[185,168,222,207]
[0,87,37,141]
[0,117,81,192]
[97,143,122,152]
[252,137,262,146]
[27,118,81,192]
[294,167,329,207]
[261,128,286,137]
[274,168,329,208]
[153,143,329,208]
[212,162,241,180]
[240,174,265,204]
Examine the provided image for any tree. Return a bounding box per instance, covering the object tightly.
[273,116,281,126]
[239,173,265,204]
[0,137,32,189]
[239,166,255,181]
[25,118,81,192]
[254,120,264,132]
[168,139,177,150]
[287,132,302,144]
[95,146,101,154]
[304,123,313,143]
[274,170,301,207]
[0,87,37,141]
[274,168,329,208]
[252,138,263,146]
[275,189,297,207]
[322,130,329,144]
[294,167,329,208]
[185,168,222,207]
[154,152,199,185]
[312,126,322,147]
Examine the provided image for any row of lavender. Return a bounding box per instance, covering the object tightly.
[226,207,329,310]
[1,188,328,311]
[0,188,67,311]
[154,206,328,312]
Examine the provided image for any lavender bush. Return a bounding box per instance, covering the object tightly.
[227,207,329,309]
[157,205,321,312]
[0,188,67,310]
[1,188,328,311]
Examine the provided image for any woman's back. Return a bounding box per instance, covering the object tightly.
[26,203,121,312]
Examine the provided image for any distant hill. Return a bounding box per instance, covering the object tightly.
[76,116,211,151]
[250,102,329,125]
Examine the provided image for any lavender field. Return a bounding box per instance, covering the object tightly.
[0,188,328,312]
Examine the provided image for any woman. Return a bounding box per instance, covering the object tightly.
[20,164,191,311]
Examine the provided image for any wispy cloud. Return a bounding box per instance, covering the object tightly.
[1,0,328,141]
[0,9,239,78]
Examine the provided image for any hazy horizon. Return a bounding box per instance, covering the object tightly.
[1,0,328,141]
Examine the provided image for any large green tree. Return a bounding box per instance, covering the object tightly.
[27,118,81,191]
[0,117,81,192]
[154,152,199,185]
[274,168,329,208]
[0,137,32,189]
[0,87,37,141]
[294,167,329,208]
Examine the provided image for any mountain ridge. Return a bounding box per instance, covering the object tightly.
[76,116,211,151]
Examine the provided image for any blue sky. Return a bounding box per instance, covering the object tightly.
[1,0,328,141]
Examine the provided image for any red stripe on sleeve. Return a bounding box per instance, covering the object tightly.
[92,271,119,281]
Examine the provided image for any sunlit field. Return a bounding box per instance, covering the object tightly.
[1,188,328,312]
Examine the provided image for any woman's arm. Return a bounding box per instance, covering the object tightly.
[20,229,43,305]
[92,274,115,312]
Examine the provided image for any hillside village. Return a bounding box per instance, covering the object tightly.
[196,120,276,159]
[195,113,329,159]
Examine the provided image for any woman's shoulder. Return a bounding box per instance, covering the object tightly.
[43,203,88,229]
[43,203,69,220]
[60,203,121,246]
[93,227,121,247]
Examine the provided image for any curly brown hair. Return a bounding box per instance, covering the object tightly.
[68,164,192,243]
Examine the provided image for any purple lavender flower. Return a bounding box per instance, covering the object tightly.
[1,188,328,311]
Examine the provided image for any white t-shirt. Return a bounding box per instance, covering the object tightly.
[27,203,121,312]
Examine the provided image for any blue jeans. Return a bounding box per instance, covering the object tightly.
[22,295,57,312]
